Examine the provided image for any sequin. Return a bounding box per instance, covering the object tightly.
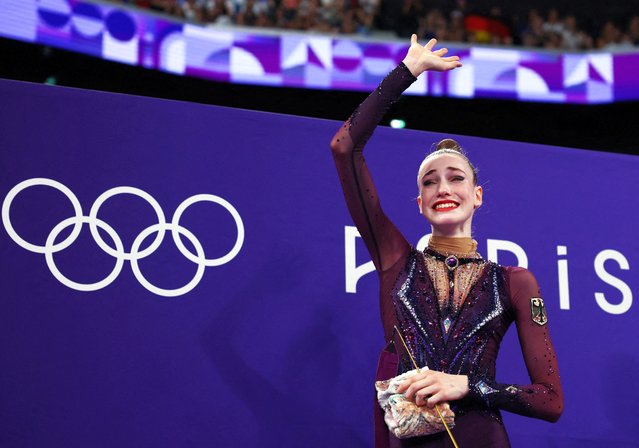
[505,385,520,394]
[476,380,498,395]
[443,317,452,333]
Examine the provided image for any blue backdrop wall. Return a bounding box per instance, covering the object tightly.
[0,79,637,447]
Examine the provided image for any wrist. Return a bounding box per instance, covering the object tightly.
[401,57,422,77]
[460,375,470,398]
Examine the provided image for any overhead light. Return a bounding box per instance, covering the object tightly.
[390,119,406,129]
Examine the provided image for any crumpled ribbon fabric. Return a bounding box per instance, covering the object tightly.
[375,368,456,439]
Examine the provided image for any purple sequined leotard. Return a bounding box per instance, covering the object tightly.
[330,63,563,448]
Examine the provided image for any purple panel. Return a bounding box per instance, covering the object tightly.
[520,52,564,92]
[362,43,393,59]
[613,53,639,101]
[1,78,638,448]
[234,34,280,74]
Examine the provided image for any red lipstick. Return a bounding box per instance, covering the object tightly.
[432,200,460,212]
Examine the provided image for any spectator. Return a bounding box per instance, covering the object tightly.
[596,20,630,49]
[520,9,545,47]
[181,0,205,22]
[280,0,300,28]
[396,0,422,38]
[236,0,260,26]
[627,16,639,45]
[562,15,592,50]
[204,0,234,25]
[542,8,565,35]
[355,0,379,35]
[296,0,323,31]
[418,9,445,41]
[447,10,466,42]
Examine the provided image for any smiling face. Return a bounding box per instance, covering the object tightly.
[417,153,483,237]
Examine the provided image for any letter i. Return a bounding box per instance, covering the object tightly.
[557,246,570,310]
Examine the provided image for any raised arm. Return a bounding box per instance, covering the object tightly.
[330,36,462,271]
[468,268,564,422]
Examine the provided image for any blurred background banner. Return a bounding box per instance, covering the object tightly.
[0,77,637,447]
[1,0,639,103]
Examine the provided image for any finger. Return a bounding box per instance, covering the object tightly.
[397,373,424,393]
[405,377,436,398]
[415,385,438,406]
[396,379,412,393]
[411,33,418,46]
[426,391,446,408]
[442,56,460,61]
[397,370,432,393]
[425,38,438,51]
[434,48,448,56]
[442,62,462,71]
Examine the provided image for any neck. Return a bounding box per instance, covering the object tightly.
[428,235,477,255]
[430,220,473,239]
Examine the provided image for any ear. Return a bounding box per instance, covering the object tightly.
[417,196,423,213]
[474,185,483,209]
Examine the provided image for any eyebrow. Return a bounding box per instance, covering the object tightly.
[422,167,467,178]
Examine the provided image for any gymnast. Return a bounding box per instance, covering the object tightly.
[330,34,563,447]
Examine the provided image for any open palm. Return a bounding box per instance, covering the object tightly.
[402,34,462,77]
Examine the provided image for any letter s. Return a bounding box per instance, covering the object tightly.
[594,249,632,315]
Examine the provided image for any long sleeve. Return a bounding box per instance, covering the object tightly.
[467,267,564,422]
[330,63,417,272]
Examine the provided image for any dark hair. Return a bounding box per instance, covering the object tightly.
[417,138,478,188]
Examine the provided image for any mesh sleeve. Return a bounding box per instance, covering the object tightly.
[467,267,564,422]
[329,63,417,272]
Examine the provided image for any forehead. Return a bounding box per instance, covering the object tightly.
[419,153,470,176]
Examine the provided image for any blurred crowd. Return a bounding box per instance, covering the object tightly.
[113,0,639,49]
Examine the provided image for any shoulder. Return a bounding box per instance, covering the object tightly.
[482,262,537,283]
[500,265,539,286]
[498,266,541,310]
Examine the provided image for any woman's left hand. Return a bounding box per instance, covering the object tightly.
[396,370,469,408]
[402,34,462,77]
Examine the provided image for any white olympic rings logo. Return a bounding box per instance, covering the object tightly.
[1,178,245,297]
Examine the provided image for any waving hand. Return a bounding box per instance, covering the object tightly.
[402,34,462,78]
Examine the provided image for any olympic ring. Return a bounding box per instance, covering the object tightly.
[131,222,205,297]
[46,216,126,292]
[89,186,166,261]
[1,178,245,297]
[172,194,244,267]
[2,178,83,253]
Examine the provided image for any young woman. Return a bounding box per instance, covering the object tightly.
[330,35,563,447]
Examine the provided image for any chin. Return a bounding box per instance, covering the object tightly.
[427,214,472,231]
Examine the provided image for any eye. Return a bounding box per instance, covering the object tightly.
[422,180,434,186]
[451,176,465,182]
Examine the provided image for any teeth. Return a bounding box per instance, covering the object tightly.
[435,203,458,210]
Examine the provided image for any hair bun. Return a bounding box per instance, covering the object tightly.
[435,138,462,152]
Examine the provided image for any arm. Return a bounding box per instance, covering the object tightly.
[467,268,564,422]
[330,36,461,271]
